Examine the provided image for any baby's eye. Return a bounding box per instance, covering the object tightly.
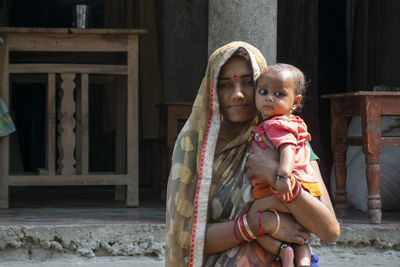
[274,92,285,97]
[259,89,268,96]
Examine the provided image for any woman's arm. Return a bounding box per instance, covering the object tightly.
[204,211,310,254]
[286,160,339,243]
[246,138,340,244]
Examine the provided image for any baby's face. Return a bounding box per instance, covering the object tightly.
[255,70,301,120]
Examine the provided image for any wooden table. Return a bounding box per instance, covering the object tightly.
[322,91,400,224]
[0,27,146,208]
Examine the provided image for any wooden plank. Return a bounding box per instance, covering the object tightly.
[46,73,56,175]
[9,64,127,74]
[0,27,147,35]
[81,74,89,175]
[10,74,117,85]
[8,175,130,186]
[380,97,400,115]
[126,34,139,207]
[7,34,130,52]
[115,76,127,175]
[322,91,400,98]
[114,76,127,201]
[75,75,82,174]
[0,34,9,208]
[57,73,77,175]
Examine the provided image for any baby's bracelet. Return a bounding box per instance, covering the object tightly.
[275,174,290,180]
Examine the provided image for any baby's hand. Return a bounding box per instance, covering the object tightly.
[275,178,293,200]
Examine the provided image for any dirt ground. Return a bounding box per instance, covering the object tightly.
[315,246,400,267]
[1,247,400,267]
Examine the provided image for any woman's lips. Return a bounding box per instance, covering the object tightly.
[229,104,248,109]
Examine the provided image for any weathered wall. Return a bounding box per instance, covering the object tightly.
[208,0,277,65]
[161,0,209,102]
[378,0,400,86]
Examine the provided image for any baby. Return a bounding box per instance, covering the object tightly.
[249,63,322,267]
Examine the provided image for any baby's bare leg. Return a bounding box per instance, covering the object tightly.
[294,243,311,267]
[249,196,293,266]
[257,235,294,267]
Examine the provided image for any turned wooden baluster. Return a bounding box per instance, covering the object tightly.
[57,73,77,175]
[331,99,348,217]
[361,96,382,224]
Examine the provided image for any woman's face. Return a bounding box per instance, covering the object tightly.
[217,56,257,124]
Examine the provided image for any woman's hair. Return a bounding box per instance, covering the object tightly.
[232,47,251,61]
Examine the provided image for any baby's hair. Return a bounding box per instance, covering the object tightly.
[262,63,307,111]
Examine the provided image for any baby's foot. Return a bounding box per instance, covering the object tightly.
[279,244,294,267]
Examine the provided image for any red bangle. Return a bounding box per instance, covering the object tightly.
[238,215,254,241]
[272,178,302,203]
[257,210,264,236]
[286,179,302,203]
[233,217,246,244]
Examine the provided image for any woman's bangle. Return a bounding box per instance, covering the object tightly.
[238,215,253,242]
[257,210,264,236]
[243,214,257,240]
[269,209,280,237]
[233,216,246,244]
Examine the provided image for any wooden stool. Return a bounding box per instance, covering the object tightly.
[322,91,400,223]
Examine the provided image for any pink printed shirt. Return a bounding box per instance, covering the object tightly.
[251,114,316,184]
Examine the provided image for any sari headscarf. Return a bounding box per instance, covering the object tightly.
[166,41,267,267]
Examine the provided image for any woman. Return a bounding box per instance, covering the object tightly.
[166,41,339,267]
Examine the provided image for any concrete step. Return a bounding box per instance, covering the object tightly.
[0,219,399,266]
[0,205,399,266]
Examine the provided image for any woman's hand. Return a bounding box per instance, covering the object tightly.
[245,136,279,188]
[261,211,310,245]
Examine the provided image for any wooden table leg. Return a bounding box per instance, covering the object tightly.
[331,100,348,217]
[362,97,382,224]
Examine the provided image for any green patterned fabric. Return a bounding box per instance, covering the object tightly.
[0,98,16,137]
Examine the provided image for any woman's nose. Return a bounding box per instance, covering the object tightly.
[232,83,245,99]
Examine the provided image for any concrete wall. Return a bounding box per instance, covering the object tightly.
[161,0,209,102]
[208,0,277,65]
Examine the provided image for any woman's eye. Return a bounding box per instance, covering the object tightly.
[217,83,231,89]
[259,89,268,96]
[243,80,254,86]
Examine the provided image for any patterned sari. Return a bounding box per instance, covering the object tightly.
[166,42,279,267]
